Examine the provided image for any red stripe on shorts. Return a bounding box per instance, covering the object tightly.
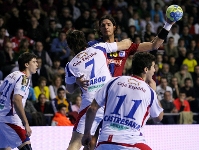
[73,106,89,131]
[6,123,26,142]
[97,141,152,150]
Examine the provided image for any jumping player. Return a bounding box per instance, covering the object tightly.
[82,52,164,150]
[65,29,132,150]
[0,52,38,150]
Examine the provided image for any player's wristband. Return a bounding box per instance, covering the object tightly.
[157,28,169,40]
[163,22,172,31]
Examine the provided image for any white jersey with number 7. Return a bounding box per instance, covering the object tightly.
[65,42,118,112]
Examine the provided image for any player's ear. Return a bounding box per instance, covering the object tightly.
[144,67,148,73]
[25,63,29,68]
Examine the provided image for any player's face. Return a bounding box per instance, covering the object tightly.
[100,19,116,37]
[27,58,38,74]
[146,61,155,80]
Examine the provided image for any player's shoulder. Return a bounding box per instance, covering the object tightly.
[88,38,103,47]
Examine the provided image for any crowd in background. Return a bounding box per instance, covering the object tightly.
[0,0,199,125]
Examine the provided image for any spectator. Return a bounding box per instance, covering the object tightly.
[152,63,161,85]
[26,17,50,45]
[164,37,178,58]
[31,57,49,87]
[13,38,33,63]
[48,20,60,44]
[42,0,57,16]
[176,46,187,67]
[156,77,173,101]
[150,2,165,23]
[114,9,128,33]
[180,78,197,112]
[58,7,73,28]
[61,20,74,33]
[173,90,191,112]
[142,23,156,42]
[45,9,61,29]
[24,100,37,126]
[34,93,54,114]
[6,7,27,36]
[49,75,66,100]
[68,0,81,21]
[194,77,199,102]
[91,0,107,18]
[170,77,180,99]
[192,65,199,85]
[34,76,50,100]
[47,57,65,80]
[127,25,139,42]
[182,52,198,73]
[71,95,82,112]
[51,87,72,114]
[169,55,179,75]
[0,27,10,51]
[188,39,199,63]
[167,25,180,46]
[174,64,193,87]
[160,91,177,124]
[156,54,163,69]
[51,103,73,126]
[33,41,52,67]
[128,12,141,33]
[151,14,163,34]
[10,28,34,52]
[180,25,193,48]
[75,9,92,34]
[50,31,71,64]
[160,63,173,84]
[0,41,16,77]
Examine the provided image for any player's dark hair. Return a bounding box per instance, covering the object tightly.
[66,29,88,54]
[18,52,37,71]
[57,103,66,111]
[131,52,156,75]
[98,15,118,36]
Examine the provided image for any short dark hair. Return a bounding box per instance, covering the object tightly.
[57,103,66,111]
[98,15,118,36]
[66,29,88,54]
[18,52,37,71]
[57,87,65,93]
[184,77,191,83]
[131,52,156,75]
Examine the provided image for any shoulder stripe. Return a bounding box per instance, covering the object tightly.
[149,88,154,107]
[66,63,73,77]
[93,46,106,53]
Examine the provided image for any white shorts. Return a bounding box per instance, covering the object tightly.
[73,106,104,135]
[0,122,30,149]
[96,142,152,150]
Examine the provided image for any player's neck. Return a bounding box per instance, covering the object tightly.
[103,36,115,43]
[22,70,30,78]
[132,74,146,81]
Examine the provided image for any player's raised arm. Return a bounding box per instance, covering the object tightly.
[137,19,175,52]
[116,38,132,51]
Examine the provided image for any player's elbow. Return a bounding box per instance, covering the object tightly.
[153,111,164,122]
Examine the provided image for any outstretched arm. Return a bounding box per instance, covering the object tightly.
[137,19,175,52]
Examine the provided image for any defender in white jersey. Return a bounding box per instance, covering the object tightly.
[65,29,131,150]
[82,52,164,150]
[0,52,38,150]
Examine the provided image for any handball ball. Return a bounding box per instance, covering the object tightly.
[166,5,183,22]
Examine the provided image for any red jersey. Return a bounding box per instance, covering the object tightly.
[10,36,34,52]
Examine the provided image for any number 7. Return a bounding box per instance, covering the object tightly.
[85,58,95,78]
